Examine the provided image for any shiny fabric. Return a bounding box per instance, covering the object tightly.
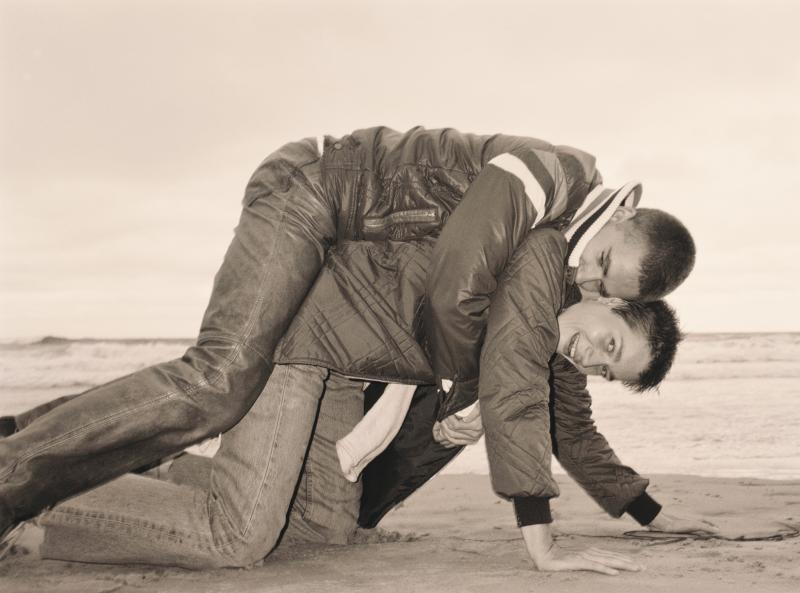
[0,126,599,534]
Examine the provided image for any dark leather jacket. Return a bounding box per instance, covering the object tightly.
[259,126,600,415]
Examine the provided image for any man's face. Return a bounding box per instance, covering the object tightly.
[556,298,651,382]
[575,207,645,300]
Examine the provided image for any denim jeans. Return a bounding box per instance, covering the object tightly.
[34,364,364,569]
[0,138,339,531]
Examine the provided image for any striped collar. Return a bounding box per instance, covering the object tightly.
[564,180,642,269]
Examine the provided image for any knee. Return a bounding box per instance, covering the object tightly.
[212,533,280,569]
[172,343,271,436]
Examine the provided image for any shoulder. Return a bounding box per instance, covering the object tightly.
[512,228,569,270]
[493,228,567,325]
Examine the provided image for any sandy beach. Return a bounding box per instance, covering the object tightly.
[1,335,798,591]
[2,473,798,593]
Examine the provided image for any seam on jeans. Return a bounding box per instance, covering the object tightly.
[196,334,271,365]
[0,196,291,481]
[303,458,314,521]
[239,365,291,539]
[48,507,211,548]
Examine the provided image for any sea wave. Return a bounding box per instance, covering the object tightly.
[1,333,798,388]
[1,333,798,479]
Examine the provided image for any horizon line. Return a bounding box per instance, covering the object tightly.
[2,330,800,345]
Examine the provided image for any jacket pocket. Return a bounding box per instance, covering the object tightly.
[362,208,440,240]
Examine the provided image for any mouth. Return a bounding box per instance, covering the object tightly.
[565,332,580,363]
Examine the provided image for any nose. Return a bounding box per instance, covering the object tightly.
[579,279,602,294]
[579,334,609,369]
[575,264,601,292]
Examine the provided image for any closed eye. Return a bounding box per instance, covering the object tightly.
[598,249,613,297]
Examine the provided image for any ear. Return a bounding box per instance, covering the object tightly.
[610,205,637,223]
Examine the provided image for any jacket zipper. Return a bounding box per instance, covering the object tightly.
[362,208,439,229]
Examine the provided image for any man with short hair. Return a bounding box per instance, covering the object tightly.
[0,126,696,546]
[2,228,683,574]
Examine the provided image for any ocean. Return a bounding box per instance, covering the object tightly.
[1,333,798,479]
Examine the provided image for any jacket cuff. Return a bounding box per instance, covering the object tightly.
[624,492,662,525]
[513,496,552,526]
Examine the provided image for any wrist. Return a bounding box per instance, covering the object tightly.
[520,522,554,567]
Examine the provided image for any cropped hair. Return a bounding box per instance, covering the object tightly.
[610,299,683,392]
[627,208,695,301]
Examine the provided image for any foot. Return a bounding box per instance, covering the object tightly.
[0,521,43,561]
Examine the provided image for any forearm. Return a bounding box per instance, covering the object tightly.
[550,356,660,522]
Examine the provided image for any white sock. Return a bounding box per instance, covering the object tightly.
[336,383,416,482]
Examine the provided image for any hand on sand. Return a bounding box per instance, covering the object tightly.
[534,544,644,576]
[648,511,718,535]
[432,406,483,448]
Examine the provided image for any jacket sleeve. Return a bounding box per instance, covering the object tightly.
[549,355,662,524]
[478,230,567,505]
[424,148,571,412]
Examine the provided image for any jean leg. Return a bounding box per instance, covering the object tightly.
[0,140,337,530]
[11,393,82,433]
[284,372,364,546]
[37,364,328,568]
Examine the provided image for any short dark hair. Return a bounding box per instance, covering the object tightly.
[627,208,695,301]
[610,299,683,392]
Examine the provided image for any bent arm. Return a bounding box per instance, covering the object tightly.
[478,230,568,522]
[425,149,570,412]
[549,355,661,524]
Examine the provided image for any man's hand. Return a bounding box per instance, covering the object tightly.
[534,545,643,576]
[432,405,483,448]
[648,511,718,535]
[522,523,643,576]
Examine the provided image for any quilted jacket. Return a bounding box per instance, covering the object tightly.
[275,229,652,526]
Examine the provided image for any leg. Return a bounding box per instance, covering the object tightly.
[0,393,82,436]
[36,364,330,568]
[167,372,366,547]
[0,138,336,533]
[283,372,365,545]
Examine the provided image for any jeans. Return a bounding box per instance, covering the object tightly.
[35,364,364,569]
[0,138,338,531]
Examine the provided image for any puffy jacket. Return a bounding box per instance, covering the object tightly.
[275,229,652,526]
[288,126,601,415]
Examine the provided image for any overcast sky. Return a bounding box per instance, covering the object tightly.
[1,0,798,338]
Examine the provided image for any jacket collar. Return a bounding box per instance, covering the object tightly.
[564,180,643,271]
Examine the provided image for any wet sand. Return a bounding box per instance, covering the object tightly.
[2,473,798,593]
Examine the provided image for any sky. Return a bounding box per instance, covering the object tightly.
[1,0,799,339]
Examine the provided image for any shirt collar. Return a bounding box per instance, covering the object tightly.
[564,180,643,270]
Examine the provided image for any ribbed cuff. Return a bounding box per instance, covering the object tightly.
[513,496,552,526]
[625,492,662,525]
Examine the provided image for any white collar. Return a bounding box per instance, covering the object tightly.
[564,180,642,268]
